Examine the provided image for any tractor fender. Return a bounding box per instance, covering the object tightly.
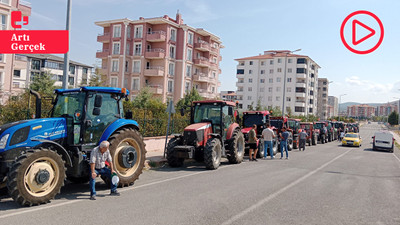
[34,139,72,167]
[208,133,221,139]
[226,123,240,140]
[99,119,140,144]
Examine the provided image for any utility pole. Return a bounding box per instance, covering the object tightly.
[62,0,71,89]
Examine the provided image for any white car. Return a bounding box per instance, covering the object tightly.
[372,131,394,152]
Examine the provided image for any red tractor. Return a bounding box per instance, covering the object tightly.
[241,111,278,157]
[166,100,245,170]
[313,121,328,144]
[300,122,319,146]
[287,118,301,149]
[269,116,294,150]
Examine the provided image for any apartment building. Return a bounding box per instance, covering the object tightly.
[377,104,398,116]
[328,96,338,117]
[95,13,222,103]
[317,78,329,120]
[347,104,376,118]
[326,105,334,119]
[235,50,320,116]
[220,91,237,102]
[0,0,31,104]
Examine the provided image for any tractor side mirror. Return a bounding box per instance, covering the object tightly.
[94,95,103,108]
[180,108,185,116]
[228,107,233,116]
[93,107,101,116]
[126,110,133,119]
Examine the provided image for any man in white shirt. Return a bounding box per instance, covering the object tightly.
[262,124,275,159]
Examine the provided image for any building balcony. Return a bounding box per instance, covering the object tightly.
[145,48,166,59]
[148,85,163,95]
[194,57,210,67]
[296,74,307,79]
[296,83,306,88]
[198,89,214,99]
[146,31,167,42]
[297,64,307,69]
[144,67,165,77]
[193,73,209,83]
[295,101,306,107]
[96,49,109,58]
[295,92,306,98]
[236,81,244,86]
[194,41,210,52]
[97,33,110,43]
[210,46,219,55]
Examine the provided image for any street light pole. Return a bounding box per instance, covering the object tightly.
[282,49,301,117]
[62,0,71,89]
[339,94,347,121]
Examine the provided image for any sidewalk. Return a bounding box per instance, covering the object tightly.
[144,136,171,168]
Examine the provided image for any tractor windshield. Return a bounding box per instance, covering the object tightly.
[314,123,324,129]
[243,114,264,128]
[193,103,221,125]
[270,120,283,129]
[52,92,85,118]
[300,124,311,130]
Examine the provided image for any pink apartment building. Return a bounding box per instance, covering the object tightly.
[95,13,222,103]
[0,0,31,104]
[347,104,376,118]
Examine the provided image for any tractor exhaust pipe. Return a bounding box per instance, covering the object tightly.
[29,90,42,119]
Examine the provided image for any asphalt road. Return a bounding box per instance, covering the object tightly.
[1,122,400,225]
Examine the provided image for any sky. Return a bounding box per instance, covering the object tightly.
[25,0,400,104]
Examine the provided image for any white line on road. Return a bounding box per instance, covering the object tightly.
[221,149,352,225]
[392,153,400,164]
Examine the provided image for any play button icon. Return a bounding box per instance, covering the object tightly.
[340,10,384,54]
[352,19,376,45]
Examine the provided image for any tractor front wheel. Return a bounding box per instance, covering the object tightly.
[166,137,184,167]
[204,138,222,170]
[108,128,146,187]
[227,131,245,163]
[7,148,66,206]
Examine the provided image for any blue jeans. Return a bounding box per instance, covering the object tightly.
[89,167,117,196]
[264,141,274,158]
[280,141,288,158]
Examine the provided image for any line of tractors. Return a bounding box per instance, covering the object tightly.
[0,92,359,207]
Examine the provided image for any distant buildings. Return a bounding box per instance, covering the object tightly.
[347,104,376,118]
[220,91,237,102]
[95,13,222,103]
[377,104,398,116]
[328,96,338,117]
[235,50,320,116]
[317,78,329,120]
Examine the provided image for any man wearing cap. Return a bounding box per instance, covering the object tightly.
[89,140,120,200]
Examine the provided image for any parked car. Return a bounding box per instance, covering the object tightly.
[372,131,394,152]
[342,133,362,147]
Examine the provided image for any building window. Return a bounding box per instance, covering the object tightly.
[133,60,141,73]
[287,78,292,82]
[110,77,118,87]
[68,76,74,85]
[309,108,313,113]
[134,25,143,38]
[248,96,252,100]
[269,69,273,74]
[169,45,176,58]
[169,62,175,76]
[249,61,253,65]
[276,87,281,91]
[0,54,3,62]
[249,70,252,74]
[113,25,121,38]
[31,60,41,70]
[287,97,291,101]
[132,78,139,90]
[13,82,19,88]
[297,58,307,64]
[113,42,120,55]
[211,86,215,93]
[288,68,292,73]
[277,77,281,82]
[212,71,216,78]
[287,87,291,92]
[125,61,129,72]
[276,96,280,101]
[261,70,265,74]
[270,60,274,65]
[170,28,177,41]
[168,80,173,92]
[69,65,75,74]
[112,60,119,72]
[1,14,7,30]
[188,32,194,45]
[278,58,282,63]
[13,70,21,78]
[322,94,327,97]
[310,90,314,95]
[126,42,130,55]
[323,87,327,91]
[239,61,245,66]
[83,68,88,75]
[288,58,293,63]
[248,87,252,91]
[186,65,192,77]
[248,78,253,83]
[269,78,273,83]
[237,69,244,74]
[187,48,193,61]
[297,68,307,74]
[134,43,142,56]
[268,87,272,92]
[260,79,265,83]
[127,26,131,39]
[261,61,265,66]
[277,68,282,73]
[185,82,190,93]
[295,107,305,112]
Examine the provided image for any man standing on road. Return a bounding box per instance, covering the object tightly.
[299,129,308,151]
[280,127,290,159]
[89,140,120,200]
[262,124,275,159]
[248,124,258,162]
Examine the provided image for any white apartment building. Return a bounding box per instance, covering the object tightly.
[317,78,329,120]
[328,96,338,117]
[235,50,320,116]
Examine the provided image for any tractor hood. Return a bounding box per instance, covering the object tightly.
[184,122,211,132]
[0,118,67,152]
[241,127,252,134]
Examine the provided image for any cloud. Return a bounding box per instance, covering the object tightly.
[344,76,395,94]
[31,11,57,24]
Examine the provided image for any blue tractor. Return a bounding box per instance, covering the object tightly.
[0,87,146,206]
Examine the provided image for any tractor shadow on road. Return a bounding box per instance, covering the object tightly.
[151,159,233,172]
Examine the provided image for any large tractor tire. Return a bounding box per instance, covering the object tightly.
[257,139,264,158]
[227,131,245,163]
[194,149,204,162]
[287,139,293,151]
[108,128,146,187]
[7,148,66,206]
[321,135,325,144]
[166,137,184,167]
[204,138,222,170]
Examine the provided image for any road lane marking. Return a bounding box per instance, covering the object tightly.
[392,153,400,164]
[221,149,352,225]
[0,164,234,219]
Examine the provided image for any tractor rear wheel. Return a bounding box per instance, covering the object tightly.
[227,131,244,164]
[288,139,293,151]
[257,139,264,158]
[166,137,184,167]
[272,142,278,155]
[204,138,222,170]
[7,148,66,206]
[108,128,146,187]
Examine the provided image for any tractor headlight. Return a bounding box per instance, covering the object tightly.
[0,134,10,149]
